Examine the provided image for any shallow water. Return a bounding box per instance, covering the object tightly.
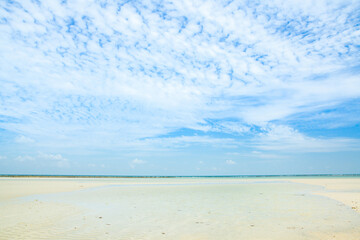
[1,178,360,239]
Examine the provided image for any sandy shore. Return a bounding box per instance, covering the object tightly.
[0,177,114,201]
[0,177,359,239]
[286,178,360,214]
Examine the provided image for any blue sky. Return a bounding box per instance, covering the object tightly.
[0,0,360,175]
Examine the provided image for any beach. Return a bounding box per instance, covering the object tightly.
[0,177,359,239]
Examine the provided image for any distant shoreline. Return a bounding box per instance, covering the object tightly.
[1,174,359,178]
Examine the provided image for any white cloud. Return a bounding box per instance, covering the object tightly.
[130,158,146,169]
[39,152,69,168]
[138,135,239,150]
[210,122,251,135]
[0,0,359,156]
[225,160,236,165]
[254,124,360,152]
[132,158,145,164]
[88,163,105,168]
[0,156,7,160]
[15,155,34,162]
[38,152,65,161]
[15,135,35,143]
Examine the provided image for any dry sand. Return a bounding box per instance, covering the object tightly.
[285,178,360,213]
[0,177,359,239]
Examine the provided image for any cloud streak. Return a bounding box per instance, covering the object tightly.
[0,0,360,174]
[254,125,360,153]
[14,152,70,168]
[130,158,146,169]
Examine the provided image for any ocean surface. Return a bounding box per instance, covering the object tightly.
[2,174,360,178]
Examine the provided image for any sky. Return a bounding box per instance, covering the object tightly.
[0,0,360,176]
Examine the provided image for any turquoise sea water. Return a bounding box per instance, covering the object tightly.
[1,174,360,178]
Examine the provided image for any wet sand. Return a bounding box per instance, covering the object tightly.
[0,177,359,239]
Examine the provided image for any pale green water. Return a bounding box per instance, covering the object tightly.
[13,177,359,239]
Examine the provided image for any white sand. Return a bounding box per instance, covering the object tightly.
[286,178,360,213]
[0,177,359,239]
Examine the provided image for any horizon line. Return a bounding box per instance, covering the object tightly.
[1,173,360,178]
